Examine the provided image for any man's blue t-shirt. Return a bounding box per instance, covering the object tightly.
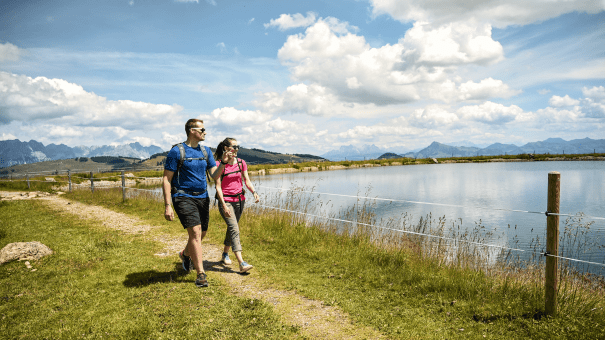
[165,143,216,198]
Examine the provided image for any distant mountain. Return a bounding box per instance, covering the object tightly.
[320,144,413,161]
[444,140,490,148]
[0,139,164,168]
[323,138,605,161]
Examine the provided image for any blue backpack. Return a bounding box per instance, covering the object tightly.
[171,142,210,196]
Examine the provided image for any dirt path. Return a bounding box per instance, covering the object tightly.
[4,191,384,339]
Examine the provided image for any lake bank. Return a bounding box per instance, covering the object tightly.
[247,154,605,176]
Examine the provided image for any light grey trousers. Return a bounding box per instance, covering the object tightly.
[218,200,245,253]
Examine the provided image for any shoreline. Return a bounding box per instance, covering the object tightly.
[247,155,605,176]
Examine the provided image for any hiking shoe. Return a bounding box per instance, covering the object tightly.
[239,262,253,273]
[221,252,232,265]
[195,272,209,287]
[179,250,192,272]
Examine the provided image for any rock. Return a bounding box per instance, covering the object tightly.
[125,173,135,177]
[45,177,56,182]
[0,241,53,264]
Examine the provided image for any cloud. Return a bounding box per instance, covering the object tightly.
[369,0,605,28]
[402,21,504,66]
[0,132,17,141]
[209,107,272,131]
[217,42,227,53]
[538,89,551,95]
[263,17,510,113]
[456,101,525,124]
[549,95,580,107]
[174,0,199,3]
[0,42,22,62]
[581,86,605,118]
[430,78,520,103]
[408,105,459,128]
[0,72,183,128]
[248,18,255,24]
[205,0,216,6]
[264,12,317,31]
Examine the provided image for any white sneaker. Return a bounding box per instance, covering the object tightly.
[221,252,232,265]
[239,262,253,273]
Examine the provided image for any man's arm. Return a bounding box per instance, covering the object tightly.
[208,150,233,181]
[162,169,175,221]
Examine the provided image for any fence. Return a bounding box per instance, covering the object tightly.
[3,169,604,316]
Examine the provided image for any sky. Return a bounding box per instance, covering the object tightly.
[0,0,604,155]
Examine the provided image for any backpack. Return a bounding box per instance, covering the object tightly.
[170,142,210,196]
[215,158,246,213]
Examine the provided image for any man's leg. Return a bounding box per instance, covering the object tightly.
[185,225,206,274]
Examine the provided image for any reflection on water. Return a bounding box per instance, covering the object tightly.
[251,161,605,275]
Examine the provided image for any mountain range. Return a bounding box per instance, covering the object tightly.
[321,138,605,161]
[0,139,164,168]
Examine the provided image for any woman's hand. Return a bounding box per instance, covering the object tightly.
[253,192,260,203]
[222,203,232,217]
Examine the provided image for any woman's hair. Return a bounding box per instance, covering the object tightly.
[185,118,204,137]
[214,137,237,161]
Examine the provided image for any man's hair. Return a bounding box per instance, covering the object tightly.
[185,119,204,137]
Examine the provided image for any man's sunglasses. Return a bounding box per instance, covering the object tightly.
[190,128,206,133]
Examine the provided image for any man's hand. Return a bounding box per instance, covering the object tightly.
[222,150,234,164]
[164,205,174,221]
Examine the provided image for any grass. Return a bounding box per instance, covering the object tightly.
[0,198,301,339]
[50,188,605,339]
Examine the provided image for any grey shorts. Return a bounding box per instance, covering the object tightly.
[172,196,210,231]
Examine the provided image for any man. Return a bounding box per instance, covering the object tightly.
[162,118,231,287]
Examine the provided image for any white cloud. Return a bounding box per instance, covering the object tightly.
[534,106,582,123]
[430,78,520,102]
[174,0,199,3]
[0,72,183,127]
[0,132,17,141]
[266,17,511,113]
[549,95,580,107]
[370,0,605,28]
[48,126,84,137]
[0,42,22,62]
[205,0,216,5]
[538,89,551,95]
[456,101,525,124]
[162,131,182,146]
[209,107,272,129]
[581,86,605,118]
[408,105,459,128]
[583,86,605,102]
[264,12,317,31]
[248,18,255,24]
[402,21,504,66]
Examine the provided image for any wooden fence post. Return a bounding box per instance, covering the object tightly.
[68,170,72,192]
[121,170,126,202]
[545,171,561,316]
[26,174,30,189]
[90,171,94,194]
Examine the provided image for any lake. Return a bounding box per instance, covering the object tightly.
[250,161,605,275]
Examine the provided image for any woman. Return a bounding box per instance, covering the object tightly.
[214,137,260,273]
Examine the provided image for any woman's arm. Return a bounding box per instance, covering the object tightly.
[242,169,260,203]
[215,176,232,217]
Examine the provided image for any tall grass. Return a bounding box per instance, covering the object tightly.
[54,187,605,338]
